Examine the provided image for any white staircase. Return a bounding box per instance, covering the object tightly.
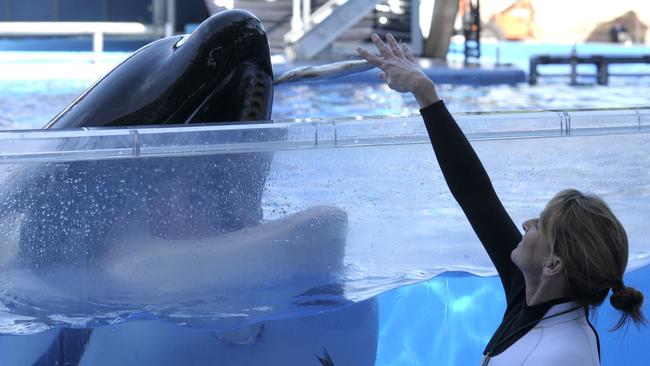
[284,0,384,60]
[206,0,420,60]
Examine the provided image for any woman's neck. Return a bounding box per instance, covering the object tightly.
[524,275,569,306]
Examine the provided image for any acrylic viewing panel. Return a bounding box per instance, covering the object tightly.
[0,108,648,334]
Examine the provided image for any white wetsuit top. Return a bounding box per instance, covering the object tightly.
[481,302,600,365]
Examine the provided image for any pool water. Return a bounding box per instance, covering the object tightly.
[3,40,650,129]
[3,76,650,130]
[0,44,649,365]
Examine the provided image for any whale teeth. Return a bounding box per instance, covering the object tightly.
[241,67,270,121]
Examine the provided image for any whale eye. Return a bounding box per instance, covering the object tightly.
[174,34,190,49]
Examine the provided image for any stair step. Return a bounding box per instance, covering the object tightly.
[206,0,414,58]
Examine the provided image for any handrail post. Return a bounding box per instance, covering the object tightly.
[302,0,311,31]
[596,59,609,85]
[92,31,104,64]
[409,0,422,55]
[529,57,538,85]
[165,0,176,37]
[569,46,578,86]
[152,0,166,36]
[291,0,303,32]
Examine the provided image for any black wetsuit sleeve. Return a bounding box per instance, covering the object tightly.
[420,101,524,303]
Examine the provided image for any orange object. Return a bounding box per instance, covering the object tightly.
[492,0,535,41]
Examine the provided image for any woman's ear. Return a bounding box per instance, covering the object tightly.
[542,255,564,277]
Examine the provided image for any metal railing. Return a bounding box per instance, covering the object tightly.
[0,0,178,60]
[0,107,648,163]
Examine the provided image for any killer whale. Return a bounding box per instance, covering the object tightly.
[14,9,281,268]
[1,8,352,301]
[0,9,377,365]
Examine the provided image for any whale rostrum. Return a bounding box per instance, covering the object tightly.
[274,59,373,85]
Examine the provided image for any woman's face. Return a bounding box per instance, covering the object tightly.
[511,217,553,275]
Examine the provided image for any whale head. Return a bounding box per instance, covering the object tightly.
[46,9,274,128]
[14,10,280,268]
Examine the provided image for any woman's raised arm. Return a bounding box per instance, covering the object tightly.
[358,34,524,301]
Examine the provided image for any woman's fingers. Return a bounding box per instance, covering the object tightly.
[401,43,416,63]
[356,47,383,67]
[386,34,404,59]
[370,33,393,58]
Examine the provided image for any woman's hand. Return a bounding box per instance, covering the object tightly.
[357,33,440,108]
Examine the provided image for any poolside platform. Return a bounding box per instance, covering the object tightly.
[529,53,650,85]
[0,45,526,86]
[274,62,526,86]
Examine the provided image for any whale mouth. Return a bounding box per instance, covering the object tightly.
[239,64,273,121]
[185,61,273,124]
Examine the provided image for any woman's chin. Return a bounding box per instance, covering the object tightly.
[510,247,520,264]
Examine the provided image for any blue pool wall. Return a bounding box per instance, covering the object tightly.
[376,265,650,365]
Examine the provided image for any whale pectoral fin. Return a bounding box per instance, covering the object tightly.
[100,206,348,293]
[213,323,265,348]
[0,212,23,267]
[33,328,93,366]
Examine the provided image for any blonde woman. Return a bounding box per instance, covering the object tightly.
[358,34,645,365]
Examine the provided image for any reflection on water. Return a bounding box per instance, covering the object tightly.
[272,80,650,120]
